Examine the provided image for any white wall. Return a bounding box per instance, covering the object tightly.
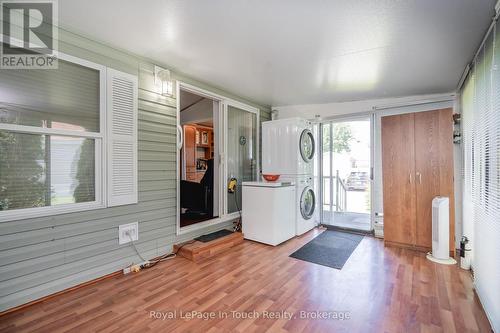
[273,93,455,120]
[275,93,462,248]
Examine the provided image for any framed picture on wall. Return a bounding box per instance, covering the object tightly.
[201,131,208,145]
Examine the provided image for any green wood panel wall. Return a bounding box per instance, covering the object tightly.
[0,27,270,311]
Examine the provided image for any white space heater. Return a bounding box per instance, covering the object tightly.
[426,197,457,265]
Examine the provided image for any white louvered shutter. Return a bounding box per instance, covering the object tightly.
[106,68,138,207]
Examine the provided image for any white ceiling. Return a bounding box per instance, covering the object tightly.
[59,0,496,107]
[180,90,204,111]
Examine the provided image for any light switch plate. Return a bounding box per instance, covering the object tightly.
[119,222,138,245]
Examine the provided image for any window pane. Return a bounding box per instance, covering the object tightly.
[0,131,46,210]
[0,131,95,211]
[322,124,331,178]
[51,136,95,205]
[0,59,100,132]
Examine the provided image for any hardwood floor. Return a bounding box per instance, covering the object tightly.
[0,228,491,333]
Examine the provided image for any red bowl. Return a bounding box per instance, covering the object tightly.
[263,174,280,182]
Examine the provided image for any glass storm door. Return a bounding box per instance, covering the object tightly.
[321,117,372,231]
[225,104,258,215]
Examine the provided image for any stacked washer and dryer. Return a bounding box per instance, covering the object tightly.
[262,118,318,236]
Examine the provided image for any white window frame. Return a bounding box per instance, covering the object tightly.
[0,52,107,222]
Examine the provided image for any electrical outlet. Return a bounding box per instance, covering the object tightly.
[119,222,138,245]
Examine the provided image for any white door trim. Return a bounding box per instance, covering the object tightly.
[176,81,260,236]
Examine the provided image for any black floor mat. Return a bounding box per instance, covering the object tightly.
[194,229,233,243]
[290,230,364,269]
[180,212,215,228]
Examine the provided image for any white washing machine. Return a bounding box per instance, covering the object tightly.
[279,175,317,235]
[262,118,315,176]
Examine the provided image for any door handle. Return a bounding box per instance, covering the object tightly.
[177,124,183,150]
[409,173,412,184]
[416,172,422,184]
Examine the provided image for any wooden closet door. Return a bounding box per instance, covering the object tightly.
[414,108,455,251]
[381,113,417,246]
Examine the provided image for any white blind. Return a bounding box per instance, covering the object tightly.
[461,66,475,252]
[106,69,138,207]
[0,59,100,132]
[461,20,500,330]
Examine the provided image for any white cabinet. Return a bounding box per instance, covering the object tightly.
[242,182,296,246]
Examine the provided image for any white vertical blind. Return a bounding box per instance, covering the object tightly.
[461,20,500,331]
[461,65,475,258]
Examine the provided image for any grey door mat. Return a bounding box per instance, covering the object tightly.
[194,229,233,243]
[290,230,364,269]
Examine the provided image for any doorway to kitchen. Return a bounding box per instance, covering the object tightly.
[176,82,259,234]
[321,117,372,231]
[178,89,219,228]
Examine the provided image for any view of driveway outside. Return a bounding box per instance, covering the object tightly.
[321,119,371,230]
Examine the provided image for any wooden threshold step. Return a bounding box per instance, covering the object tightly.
[174,231,244,263]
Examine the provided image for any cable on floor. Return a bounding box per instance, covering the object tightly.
[128,233,148,263]
[232,186,242,231]
[127,233,195,270]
